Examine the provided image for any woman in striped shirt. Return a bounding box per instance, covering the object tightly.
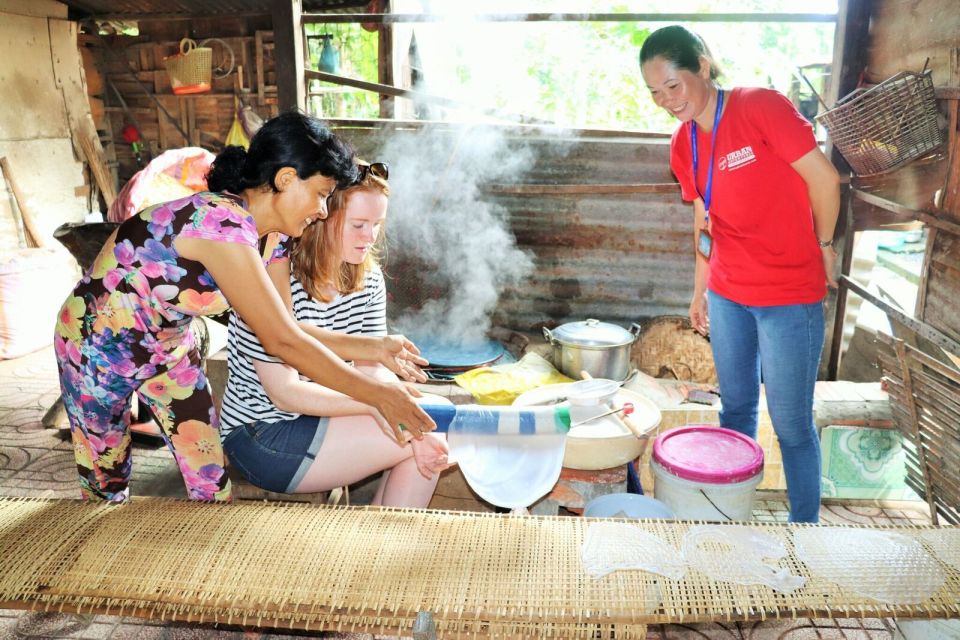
[221,162,451,507]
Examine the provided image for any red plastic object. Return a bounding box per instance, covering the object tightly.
[121,124,140,144]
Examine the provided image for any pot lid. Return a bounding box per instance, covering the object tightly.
[550,318,635,347]
[652,425,764,484]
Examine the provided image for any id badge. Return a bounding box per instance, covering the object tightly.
[697,228,713,259]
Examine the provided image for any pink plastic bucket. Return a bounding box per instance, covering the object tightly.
[651,425,764,520]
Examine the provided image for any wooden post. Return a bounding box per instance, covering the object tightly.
[822,0,872,379]
[826,191,853,380]
[378,0,394,119]
[892,339,939,524]
[272,0,306,111]
[0,157,46,248]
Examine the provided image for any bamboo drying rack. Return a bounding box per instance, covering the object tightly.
[0,497,958,638]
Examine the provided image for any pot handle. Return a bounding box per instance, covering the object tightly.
[629,322,642,341]
[542,326,556,345]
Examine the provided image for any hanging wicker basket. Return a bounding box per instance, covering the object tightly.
[816,69,943,176]
[164,38,212,95]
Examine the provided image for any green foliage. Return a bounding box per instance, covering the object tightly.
[310,3,836,132]
[304,22,380,119]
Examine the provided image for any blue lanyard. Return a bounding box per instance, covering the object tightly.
[691,89,725,222]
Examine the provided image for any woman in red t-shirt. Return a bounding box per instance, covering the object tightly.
[640,26,841,523]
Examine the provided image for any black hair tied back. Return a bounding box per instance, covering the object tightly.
[639,25,721,81]
[206,111,358,196]
[206,145,249,193]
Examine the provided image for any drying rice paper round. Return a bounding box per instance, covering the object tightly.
[793,528,945,604]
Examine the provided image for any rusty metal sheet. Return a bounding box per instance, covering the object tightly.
[335,122,695,334]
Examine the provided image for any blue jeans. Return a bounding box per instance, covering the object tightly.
[707,290,824,523]
[223,415,329,493]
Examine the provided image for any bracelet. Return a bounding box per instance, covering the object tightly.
[818,238,833,248]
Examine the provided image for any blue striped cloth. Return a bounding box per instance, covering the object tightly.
[420,404,571,435]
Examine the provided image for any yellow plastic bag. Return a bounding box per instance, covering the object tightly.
[454,352,574,406]
[225,98,250,148]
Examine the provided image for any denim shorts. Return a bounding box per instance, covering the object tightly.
[222,415,329,493]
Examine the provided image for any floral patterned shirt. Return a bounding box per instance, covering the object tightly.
[57,192,286,380]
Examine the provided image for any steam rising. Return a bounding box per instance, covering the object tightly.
[383,125,534,345]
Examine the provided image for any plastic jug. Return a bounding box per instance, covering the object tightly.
[318,34,340,74]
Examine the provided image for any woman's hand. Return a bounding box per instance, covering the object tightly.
[377,335,429,383]
[409,434,453,479]
[374,382,436,443]
[689,290,709,336]
[821,244,839,288]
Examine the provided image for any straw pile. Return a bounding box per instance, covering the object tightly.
[0,497,957,638]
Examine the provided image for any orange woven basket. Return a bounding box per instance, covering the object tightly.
[164,38,212,95]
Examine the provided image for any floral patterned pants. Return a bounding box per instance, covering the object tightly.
[57,346,233,503]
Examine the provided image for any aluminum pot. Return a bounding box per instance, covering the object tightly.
[542,318,641,381]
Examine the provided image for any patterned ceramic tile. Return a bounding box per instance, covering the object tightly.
[821,426,919,500]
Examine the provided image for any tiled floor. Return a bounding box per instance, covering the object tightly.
[0,346,940,639]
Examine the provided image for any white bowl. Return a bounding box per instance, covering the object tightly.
[566,378,620,406]
[584,493,675,519]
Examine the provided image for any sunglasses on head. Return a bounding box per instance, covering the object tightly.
[355,161,389,183]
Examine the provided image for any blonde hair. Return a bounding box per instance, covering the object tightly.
[291,168,389,303]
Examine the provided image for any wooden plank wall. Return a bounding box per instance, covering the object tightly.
[0,3,90,254]
[866,0,959,82]
[863,0,960,350]
[334,123,711,332]
[84,15,277,184]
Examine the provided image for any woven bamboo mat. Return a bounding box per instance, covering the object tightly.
[0,498,958,638]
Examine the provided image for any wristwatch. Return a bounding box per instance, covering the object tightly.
[818,238,833,248]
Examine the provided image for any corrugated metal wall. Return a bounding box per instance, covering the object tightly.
[333,122,694,333]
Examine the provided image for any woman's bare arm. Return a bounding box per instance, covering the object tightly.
[253,358,381,419]
[791,147,841,288]
[176,235,435,440]
[267,259,426,381]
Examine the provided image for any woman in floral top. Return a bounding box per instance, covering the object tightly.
[54,112,436,502]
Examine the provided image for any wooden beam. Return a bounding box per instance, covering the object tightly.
[1,0,67,19]
[823,0,872,379]
[305,69,551,124]
[0,157,46,248]
[325,117,669,139]
[272,0,306,111]
[76,11,270,22]
[844,276,960,356]
[484,183,679,195]
[825,0,872,173]
[852,188,960,235]
[303,13,837,24]
[827,193,855,379]
[378,0,394,119]
[888,336,940,524]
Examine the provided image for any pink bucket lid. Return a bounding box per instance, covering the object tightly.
[652,425,764,484]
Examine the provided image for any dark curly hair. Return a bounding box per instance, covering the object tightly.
[639,25,722,80]
[206,111,358,194]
